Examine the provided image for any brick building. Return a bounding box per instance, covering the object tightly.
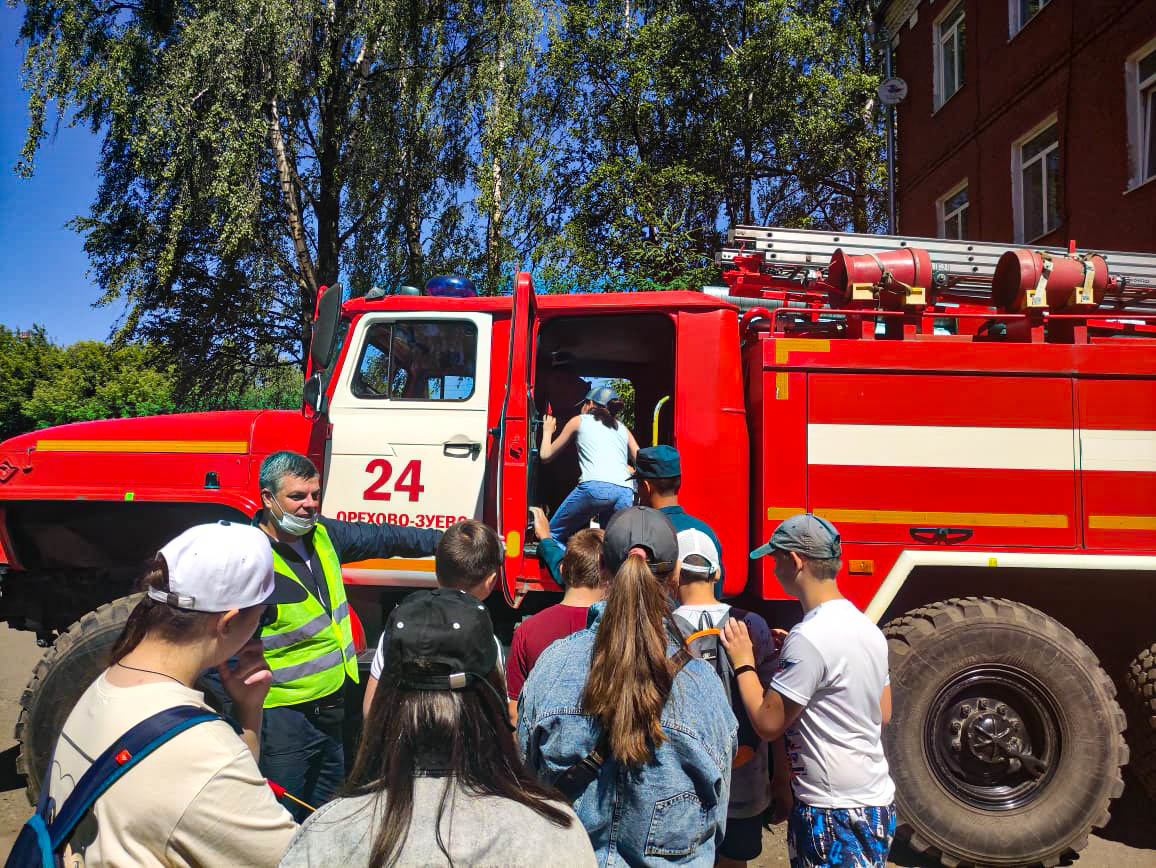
[879,0,1156,252]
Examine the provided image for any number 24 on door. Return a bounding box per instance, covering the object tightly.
[363,459,426,502]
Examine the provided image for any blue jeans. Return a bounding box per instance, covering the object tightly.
[259,703,345,822]
[549,481,634,543]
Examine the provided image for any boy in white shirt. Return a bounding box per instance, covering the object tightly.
[721,514,895,868]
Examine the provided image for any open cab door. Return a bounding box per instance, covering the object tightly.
[497,272,541,606]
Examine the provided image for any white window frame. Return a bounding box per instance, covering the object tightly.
[1124,37,1156,190]
[1011,115,1061,243]
[933,1,966,111]
[937,180,969,239]
[1009,0,1051,38]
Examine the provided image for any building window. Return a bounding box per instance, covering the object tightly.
[1126,40,1156,188]
[937,182,969,239]
[1013,120,1061,242]
[934,2,965,109]
[1010,0,1051,36]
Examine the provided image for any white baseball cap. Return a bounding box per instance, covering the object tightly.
[677,528,720,578]
[152,521,307,612]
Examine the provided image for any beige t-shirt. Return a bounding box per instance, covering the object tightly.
[49,673,297,866]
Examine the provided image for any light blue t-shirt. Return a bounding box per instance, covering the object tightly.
[576,414,631,486]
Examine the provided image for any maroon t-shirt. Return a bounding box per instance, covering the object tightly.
[506,604,593,700]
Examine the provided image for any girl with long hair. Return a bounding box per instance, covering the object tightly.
[517,507,738,866]
[280,588,595,867]
[540,385,640,544]
[44,522,303,865]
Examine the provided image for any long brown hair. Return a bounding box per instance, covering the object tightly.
[109,556,217,664]
[580,555,675,767]
[350,665,572,867]
[586,400,622,430]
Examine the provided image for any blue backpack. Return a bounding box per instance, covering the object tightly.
[7,706,230,868]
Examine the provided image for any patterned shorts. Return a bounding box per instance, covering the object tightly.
[787,800,897,867]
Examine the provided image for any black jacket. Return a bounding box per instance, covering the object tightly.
[258,512,442,611]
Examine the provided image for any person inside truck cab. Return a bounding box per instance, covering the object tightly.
[255,450,442,820]
[539,385,640,544]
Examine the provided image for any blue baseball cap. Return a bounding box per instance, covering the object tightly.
[631,445,681,479]
[581,385,619,407]
[750,514,842,560]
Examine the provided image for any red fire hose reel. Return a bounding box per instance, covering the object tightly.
[992,247,1115,312]
[825,247,935,309]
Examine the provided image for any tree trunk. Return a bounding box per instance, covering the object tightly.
[269,96,318,295]
[485,48,507,295]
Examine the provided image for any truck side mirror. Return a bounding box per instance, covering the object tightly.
[310,285,343,371]
[303,372,325,413]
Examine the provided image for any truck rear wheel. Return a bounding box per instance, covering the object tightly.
[883,597,1127,867]
[1125,644,1156,799]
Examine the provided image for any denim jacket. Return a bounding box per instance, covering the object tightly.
[517,603,738,867]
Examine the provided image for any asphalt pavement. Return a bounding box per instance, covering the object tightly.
[0,623,1151,865]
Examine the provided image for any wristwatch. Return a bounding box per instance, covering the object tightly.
[733,664,757,677]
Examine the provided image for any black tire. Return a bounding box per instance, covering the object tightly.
[15,595,141,802]
[883,597,1127,867]
[1124,644,1156,799]
[13,594,229,803]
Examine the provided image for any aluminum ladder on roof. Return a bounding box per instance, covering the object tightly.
[716,225,1156,313]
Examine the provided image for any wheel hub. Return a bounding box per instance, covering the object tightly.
[926,666,1060,810]
[950,700,1028,771]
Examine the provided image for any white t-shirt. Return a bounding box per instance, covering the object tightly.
[371,629,505,679]
[576,414,631,486]
[770,599,895,809]
[49,673,296,866]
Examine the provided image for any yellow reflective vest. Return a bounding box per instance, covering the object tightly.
[262,523,359,709]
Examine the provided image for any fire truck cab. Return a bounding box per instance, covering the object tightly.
[312,278,749,605]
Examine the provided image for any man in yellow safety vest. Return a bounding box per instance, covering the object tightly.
[256,450,441,819]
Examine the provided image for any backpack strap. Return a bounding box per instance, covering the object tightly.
[8,706,228,867]
[553,646,695,803]
[683,628,721,644]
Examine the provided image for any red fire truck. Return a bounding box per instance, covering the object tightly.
[1,225,1154,866]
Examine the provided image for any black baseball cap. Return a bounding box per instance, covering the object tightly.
[602,506,679,575]
[631,445,681,479]
[384,589,498,691]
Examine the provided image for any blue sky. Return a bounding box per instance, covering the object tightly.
[0,5,121,345]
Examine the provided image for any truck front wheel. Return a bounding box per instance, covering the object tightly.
[15,595,141,801]
[883,596,1127,867]
[13,594,226,802]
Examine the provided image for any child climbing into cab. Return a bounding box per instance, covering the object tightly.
[539,385,639,544]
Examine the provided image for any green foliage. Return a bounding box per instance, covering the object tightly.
[14,0,884,394]
[0,325,60,439]
[541,0,885,291]
[607,378,636,431]
[0,326,302,437]
[22,341,175,430]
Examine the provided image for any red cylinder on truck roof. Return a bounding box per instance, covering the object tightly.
[992,249,1112,311]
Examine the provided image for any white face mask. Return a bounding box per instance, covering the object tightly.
[267,495,317,537]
